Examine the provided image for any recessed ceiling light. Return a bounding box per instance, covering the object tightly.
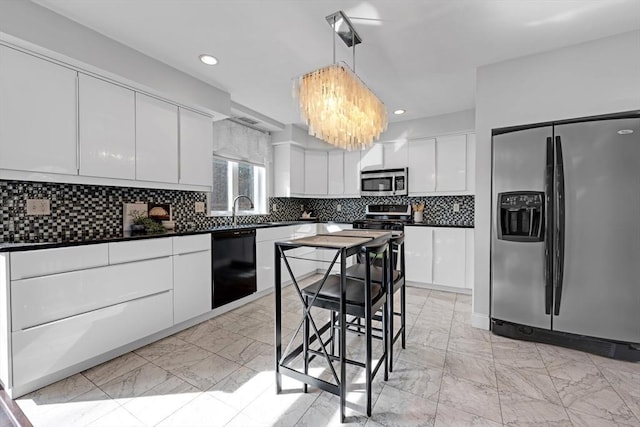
[393,109,406,115]
[617,129,634,135]
[199,54,218,66]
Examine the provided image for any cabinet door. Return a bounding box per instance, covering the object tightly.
[360,143,384,170]
[304,151,327,195]
[256,240,275,292]
[343,150,361,196]
[433,228,466,288]
[179,108,213,187]
[408,138,436,194]
[290,145,305,195]
[466,133,476,193]
[404,227,433,284]
[436,135,466,192]
[465,229,474,289]
[135,93,179,183]
[79,74,135,179]
[383,141,408,169]
[0,46,78,174]
[173,250,212,324]
[327,151,344,195]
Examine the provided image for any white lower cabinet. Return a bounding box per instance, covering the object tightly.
[256,239,276,292]
[4,235,216,397]
[405,226,433,284]
[12,290,173,387]
[405,226,473,290]
[433,228,466,288]
[173,239,212,324]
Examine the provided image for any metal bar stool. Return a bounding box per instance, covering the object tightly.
[301,241,390,417]
[345,233,406,372]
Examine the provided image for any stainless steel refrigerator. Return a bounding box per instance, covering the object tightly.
[491,111,640,361]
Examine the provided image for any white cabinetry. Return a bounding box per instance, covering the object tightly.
[405,226,433,284]
[405,226,473,290]
[383,141,408,169]
[7,240,175,393]
[79,73,135,180]
[433,228,466,288]
[327,151,344,195]
[304,151,328,195]
[360,143,384,170]
[256,226,292,293]
[0,45,78,175]
[173,235,212,324]
[135,93,179,183]
[408,138,436,194]
[343,150,361,196]
[273,143,305,197]
[435,134,466,192]
[179,108,213,187]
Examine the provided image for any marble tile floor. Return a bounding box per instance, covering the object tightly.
[12,278,640,427]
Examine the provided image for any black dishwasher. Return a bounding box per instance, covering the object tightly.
[211,229,257,308]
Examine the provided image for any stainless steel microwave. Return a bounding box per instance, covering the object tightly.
[360,168,408,196]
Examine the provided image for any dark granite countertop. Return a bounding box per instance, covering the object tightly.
[0,221,314,253]
[0,220,472,252]
[406,222,474,229]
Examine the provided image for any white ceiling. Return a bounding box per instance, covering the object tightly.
[33,0,640,127]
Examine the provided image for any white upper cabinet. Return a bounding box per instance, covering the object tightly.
[408,138,436,194]
[360,143,384,170]
[179,108,213,187]
[304,150,328,195]
[273,143,305,197]
[327,151,344,195]
[0,46,78,175]
[435,134,466,192]
[79,73,135,180]
[466,133,476,193]
[382,140,408,169]
[343,150,361,196]
[135,93,179,183]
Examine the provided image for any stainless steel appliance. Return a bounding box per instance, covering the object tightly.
[360,168,408,197]
[212,229,257,308]
[353,204,412,231]
[491,111,640,361]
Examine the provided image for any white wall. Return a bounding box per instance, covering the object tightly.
[0,0,230,117]
[473,30,640,328]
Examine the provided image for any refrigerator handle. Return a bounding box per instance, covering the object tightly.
[544,137,554,315]
[554,136,566,315]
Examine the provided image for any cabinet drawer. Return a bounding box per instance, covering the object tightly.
[11,257,172,331]
[173,234,210,255]
[12,290,173,387]
[256,227,292,243]
[10,245,109,280]
[109,238,172,264]
[292,223,317,237]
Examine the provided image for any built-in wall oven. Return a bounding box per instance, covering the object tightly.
[211,229,256,308]
[360,168,408,196]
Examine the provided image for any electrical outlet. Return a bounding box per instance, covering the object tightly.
[453,203,460,213]
[336,204,342,212]
[26,199,51,215]
[194,201,205,213]
[300,204,305,211]
[272,203,278,212]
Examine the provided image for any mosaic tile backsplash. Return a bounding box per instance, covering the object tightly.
[1,180,473,243]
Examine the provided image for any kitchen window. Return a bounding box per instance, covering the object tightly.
[210,157,266,215]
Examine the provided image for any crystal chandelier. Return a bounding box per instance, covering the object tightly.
[295,11,388,150]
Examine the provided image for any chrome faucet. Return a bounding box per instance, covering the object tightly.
[232,195,254,226]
